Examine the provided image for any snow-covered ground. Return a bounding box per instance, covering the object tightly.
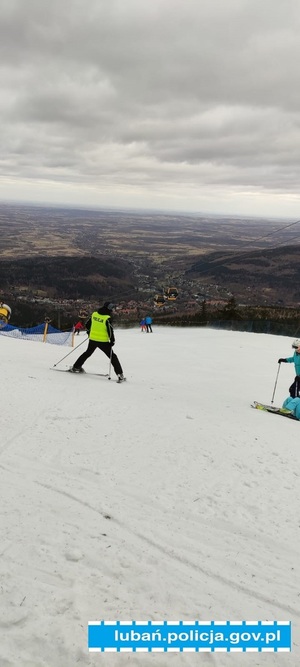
[1,326,299,666]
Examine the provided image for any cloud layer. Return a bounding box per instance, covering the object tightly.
[1,0,300,214]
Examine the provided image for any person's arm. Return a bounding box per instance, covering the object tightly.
[85,317,91,335]
[106,318,115,345]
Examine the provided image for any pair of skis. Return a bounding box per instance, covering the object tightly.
[251,401,298,420]
[51,367,126,383]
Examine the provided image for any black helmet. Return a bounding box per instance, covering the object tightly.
[103,302,115,311]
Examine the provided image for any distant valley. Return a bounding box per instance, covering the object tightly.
[0,203,299,314]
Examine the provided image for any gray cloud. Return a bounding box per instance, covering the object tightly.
[0,0,300,214]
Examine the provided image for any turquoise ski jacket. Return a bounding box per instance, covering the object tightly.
[285,351,300,375]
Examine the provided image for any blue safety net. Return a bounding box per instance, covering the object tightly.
[0,323,73,346]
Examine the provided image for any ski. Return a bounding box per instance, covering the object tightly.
[50,367,126,383]
[251,401,298,420]
[51,367,108,377]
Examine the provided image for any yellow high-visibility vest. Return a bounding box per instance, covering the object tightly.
[89,312,110,342]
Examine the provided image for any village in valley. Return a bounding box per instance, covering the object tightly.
[1,203,299,329]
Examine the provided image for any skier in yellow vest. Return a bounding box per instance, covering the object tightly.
[71,302,125,382]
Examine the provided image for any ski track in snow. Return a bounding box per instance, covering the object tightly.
[0,327,299,666]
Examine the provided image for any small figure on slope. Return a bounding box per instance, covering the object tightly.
[74,321,85,335]
[145,315,153,333]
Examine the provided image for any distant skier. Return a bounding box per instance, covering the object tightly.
[145,315,153,333]
[74,321,85,335]
[0,302,11,327]
[278,339,300,398]
[71,302,125,382]
[140,318,146,332]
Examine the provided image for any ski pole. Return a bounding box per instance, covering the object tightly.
[108,346,113,380]
[52,336,88,367]
[271,362,281,404]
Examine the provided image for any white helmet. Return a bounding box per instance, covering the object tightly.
[292,339,300,349]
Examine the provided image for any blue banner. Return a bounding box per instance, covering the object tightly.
[88,620,291,652]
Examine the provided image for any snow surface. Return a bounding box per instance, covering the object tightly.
[1,326,300,666]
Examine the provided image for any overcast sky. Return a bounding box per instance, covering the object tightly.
[0,0,300,217]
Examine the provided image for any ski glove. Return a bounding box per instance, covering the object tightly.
[278,358,287,363]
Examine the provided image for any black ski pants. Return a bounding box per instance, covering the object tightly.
[289,375,300,398]
[74,340,123,376]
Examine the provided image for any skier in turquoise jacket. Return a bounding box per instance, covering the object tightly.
[278,338,300,374]
[278,339,300,398]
